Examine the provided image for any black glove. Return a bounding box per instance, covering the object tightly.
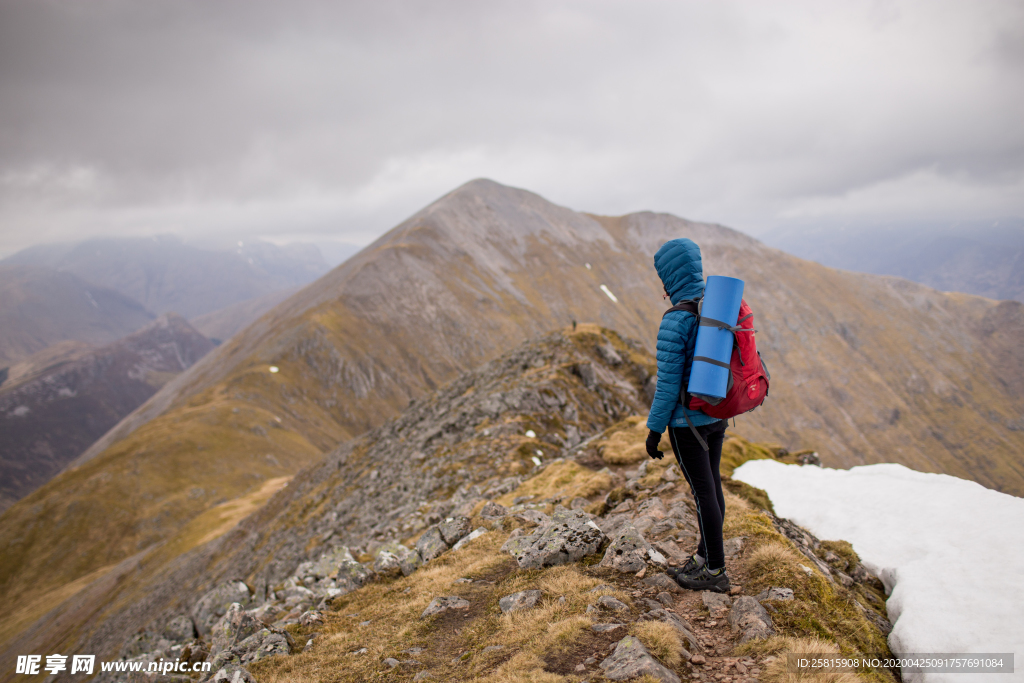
[646,430,664,459]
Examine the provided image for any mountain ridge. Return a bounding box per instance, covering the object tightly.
[1,178,1021,665]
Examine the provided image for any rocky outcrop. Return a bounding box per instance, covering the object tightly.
[498,590,542,613]
[600,635,681,683]
[501,506,607,569]
[728,596,774,644]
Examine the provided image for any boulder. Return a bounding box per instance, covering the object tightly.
[438,517,472,546]
[754,587,794,602]
[599,524,661,573]
[416,527,448,562]
[209,667,256,683]
[209,604,265,656]
[480,502,509,520]
[641,573,683,594]
[501,507,607,569]
[374,542,417,578]
[498,590,542,613]
[451,527,486,551]
[599,635,680,683]
[728,596,774,643]
[163,615,197,643]
[598,595,629,613]
[513,509,551,527]
[192,581,253,636]
[723,536,745,558]
[294,546,355,581]
[421,596,470,619]
[336,559,373,593]
[701,591,731,619]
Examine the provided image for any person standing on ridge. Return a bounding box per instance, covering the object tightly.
[645,238,731,593]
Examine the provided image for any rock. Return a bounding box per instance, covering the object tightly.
[592,623,625,633]
[336,559,374,593]
[656,592,674,607]
[691,654,706,665]
[416,527,449,562]
[438,516,472,545]
[641,573,683,594]
[499,589,543,613]
[210,666,256,683]
[600,524,657,573]
[599,635,680,683]
[401,550,424,576]
[501,507,607,569]
[374,542,418,577]
[636,498,669,520]
[192,581,253,636]
[295,546,356,581]
[596,343,623,366]
[598,595,629,612]
[451,527,486,551]
[209,604,265,655]
[723,536,745,558]
[483,645,504,653]
[384,657,400,668]
[421,596,470,619]
[754,587,794,602]
[570,497,590,510]
[280,585,317,610]
[163,615,197,643]
[589,584,617,593]
[299,610,323,627]
[728,596,774,643]
[480,502,509,520]
[513,509,551,526]
[640,609,700,653]
[702,591,732,618]
[413,672,434,681]
[661,466,680,482]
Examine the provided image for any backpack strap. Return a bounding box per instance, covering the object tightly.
[661,299,700,318]
[662,298,710,451]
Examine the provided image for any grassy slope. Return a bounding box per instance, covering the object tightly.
[1,181,1021,657]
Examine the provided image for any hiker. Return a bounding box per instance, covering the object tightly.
[644,238,731,593]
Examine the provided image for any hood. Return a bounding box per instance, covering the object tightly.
[654,238,705,304]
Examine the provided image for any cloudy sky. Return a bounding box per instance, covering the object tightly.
[0,0,1021,258]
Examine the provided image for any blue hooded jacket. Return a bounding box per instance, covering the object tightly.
[646,238,720,433]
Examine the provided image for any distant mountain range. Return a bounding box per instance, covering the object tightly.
[2,235,330,319]
[1,179,1021,666]
[765,218,1024,302]
[0,265,154,366]
[0,314,213,513]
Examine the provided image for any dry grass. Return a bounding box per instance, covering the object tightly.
[746,541,807,586]
[629,620,684,668]
[597,417,651,465]
[741,636,866,683]
[497,459,613,507]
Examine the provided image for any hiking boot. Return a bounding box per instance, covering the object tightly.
[668,554,704,580]
[674,565,730,593]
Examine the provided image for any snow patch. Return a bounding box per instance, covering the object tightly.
[599,284,618,303]
[733,459,1024,683]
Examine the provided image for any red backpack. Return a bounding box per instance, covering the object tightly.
[663,298,770,449]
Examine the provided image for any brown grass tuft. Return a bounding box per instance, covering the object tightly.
[629,620,684,668]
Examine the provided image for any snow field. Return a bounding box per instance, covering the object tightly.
[732,460,1024,683]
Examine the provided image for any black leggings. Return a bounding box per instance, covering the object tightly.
[668,420,728,570]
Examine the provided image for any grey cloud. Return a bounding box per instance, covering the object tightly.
[0,0,1021,256]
